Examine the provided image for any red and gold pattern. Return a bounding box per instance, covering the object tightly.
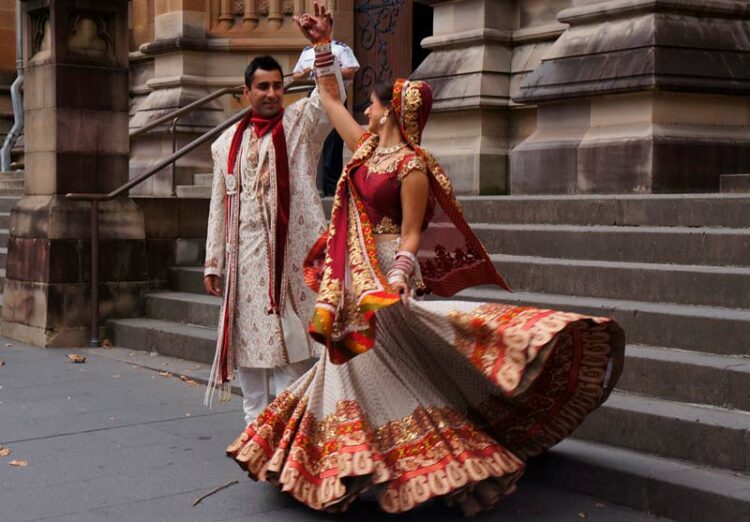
[450,303,624,459]
[228,392,524,514]
[227,299,624,515]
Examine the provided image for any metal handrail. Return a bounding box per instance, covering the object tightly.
[129,85,244,138]
[67,81,315,347]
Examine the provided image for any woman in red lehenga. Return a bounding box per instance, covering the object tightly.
[227,4,625,517]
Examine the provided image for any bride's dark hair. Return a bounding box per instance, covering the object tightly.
[373,82,395,107]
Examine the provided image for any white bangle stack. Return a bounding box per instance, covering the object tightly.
[387,250,417,287]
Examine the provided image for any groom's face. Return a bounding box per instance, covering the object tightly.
[245,69,284,117]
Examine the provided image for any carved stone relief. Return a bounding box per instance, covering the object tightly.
[29,9,51,61]
[67,13,114,60]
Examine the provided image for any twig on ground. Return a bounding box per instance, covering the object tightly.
[192,480,239,506]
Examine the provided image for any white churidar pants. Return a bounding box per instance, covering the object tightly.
[237,359,314,426]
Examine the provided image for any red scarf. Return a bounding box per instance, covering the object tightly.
[226,109,290,314]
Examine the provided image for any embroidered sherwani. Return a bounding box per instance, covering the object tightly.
[204,89,329,369]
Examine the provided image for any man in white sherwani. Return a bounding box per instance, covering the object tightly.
[203,54,341,425]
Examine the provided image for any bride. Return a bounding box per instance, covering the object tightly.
[226,3,625,516]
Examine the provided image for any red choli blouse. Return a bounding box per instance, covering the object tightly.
[350,152,433,234]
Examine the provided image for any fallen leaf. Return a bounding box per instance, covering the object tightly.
[0,360,5,367]
[101,339,112,348]
[159,371,172,378]
[578,513,588,519]
[112,374,120,379]
[179,375,189,382]
[9,460,28,467]
[5,343,12,347]
[67,354,86,363]
[0,447,11,457]
[595,502,606,509]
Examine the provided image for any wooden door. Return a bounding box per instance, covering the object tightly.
[353,0,413,120]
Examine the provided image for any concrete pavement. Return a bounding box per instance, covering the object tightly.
[0,340,667,522]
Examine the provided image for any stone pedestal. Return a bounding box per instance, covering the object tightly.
[1,0,147,347]
[511,0,750,194]
[128,1,223,196]
[412,0,516,194]
[411,0,571,195]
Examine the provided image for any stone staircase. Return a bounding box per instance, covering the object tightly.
[175,171,212,199]
[108,194,750,521]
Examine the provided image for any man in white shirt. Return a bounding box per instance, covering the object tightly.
[293,40,359,85]
[293,28,359,196]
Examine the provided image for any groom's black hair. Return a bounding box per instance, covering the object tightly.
[245,56,284,87]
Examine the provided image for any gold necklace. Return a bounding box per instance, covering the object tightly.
[366,146,409,177]
[373,142,407,156]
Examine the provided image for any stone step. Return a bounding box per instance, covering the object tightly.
[531,439,750,522]
[721,174,750,193]
[619,345,750,410]
[457,287,750,356]
[0,178,23,191]
[0,211,10,229]
[0,171,24,181]
[455,195,750,228]
[107,317,216,364]
[0,196,20,212]
[167,266,206,295]
[474,224,750,266]
[574,391,750,473]
[193,173,213,186]
[175,185,211,198]
[145,290,221,328]
[491,254,750,308]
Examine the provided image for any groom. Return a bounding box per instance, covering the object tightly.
[203,15,344,424]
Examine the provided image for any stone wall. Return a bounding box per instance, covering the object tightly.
[1,0,148,347]
[411,0,750,194]
[511,0,750,193]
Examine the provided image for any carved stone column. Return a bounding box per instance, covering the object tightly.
[411,0,518,194]
[2,0,147,346]
[511,0,750,193]
[128,0,222,196]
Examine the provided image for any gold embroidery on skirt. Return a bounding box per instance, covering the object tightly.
[227,391,524,514]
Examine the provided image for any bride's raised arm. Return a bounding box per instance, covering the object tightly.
[294,2,365,152]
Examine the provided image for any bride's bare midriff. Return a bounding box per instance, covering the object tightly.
[374,233,399,244]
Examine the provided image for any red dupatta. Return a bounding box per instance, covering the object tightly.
[304,80,511,364]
